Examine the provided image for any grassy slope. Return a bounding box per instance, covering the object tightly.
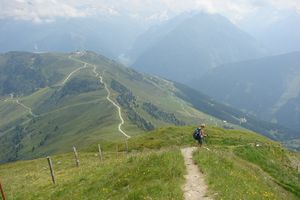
[6,51,290,164]
[1,126,299,199]
[1,52,226,163]
[0,56,123,162]
[174,82,298,141]
[193,128,300,200]
[0,100,29,133]
[0,149,184,200]
[76,52,225,127]
[0,88,122,161]
[0,51,297,166]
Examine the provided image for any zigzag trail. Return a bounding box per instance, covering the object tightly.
[1,58,131,138]
[70,57,130,138]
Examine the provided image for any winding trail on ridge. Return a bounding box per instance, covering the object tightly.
[91,65,130,138]
[181,147,212,200]
[68,56,130,138]
[3,63,89,118]
[1,60,132,138]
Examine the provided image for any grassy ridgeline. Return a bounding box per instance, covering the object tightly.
[0,126,299,199]
[0,150,184,200]
[193,128,300,200]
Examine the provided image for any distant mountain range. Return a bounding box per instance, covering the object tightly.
[240,11,300,55]
[1,11,300,162]
[0,51,294,163]
[1,9,300,199]
[0,16,145,59]
[198,51,300,134]
[129,12,268,84]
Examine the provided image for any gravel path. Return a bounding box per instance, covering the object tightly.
[181,147,212,200]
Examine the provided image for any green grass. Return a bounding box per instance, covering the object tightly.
[1,52,224,163]
[234,145,300,197]
[0,101,29,133]
[1,51,300,199]
[85,126,195,153]
[0,126,300,199]
[87,126,300,199]
[0,149,184,200]
[1,51,297,164]
[74,52,230,127]
[193,148,298,200]
[192,127,300,200]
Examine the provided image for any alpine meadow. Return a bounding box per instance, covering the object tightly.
[0,1,300,200]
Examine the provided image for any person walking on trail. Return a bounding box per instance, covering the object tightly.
[193,124,207,147]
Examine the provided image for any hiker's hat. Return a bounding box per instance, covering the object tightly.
[200,124,206,127]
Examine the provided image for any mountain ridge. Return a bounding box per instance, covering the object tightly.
[0,125,299,199]
[198,51,300,134]
[130,12,267,84]
[0,51,297,163]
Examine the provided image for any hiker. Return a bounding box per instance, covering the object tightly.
[193,124,207,147]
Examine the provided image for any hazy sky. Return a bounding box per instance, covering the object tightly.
[0,0,299,23]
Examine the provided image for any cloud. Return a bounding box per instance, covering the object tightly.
[0,0,120,22]
[268,0,300,11]
[0,0,88,23]
[0,0,299,23]
[145,11,169,21]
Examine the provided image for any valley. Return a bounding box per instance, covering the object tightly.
[198,52,300,138]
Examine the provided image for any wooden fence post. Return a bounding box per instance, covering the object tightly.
[0,180,6,200]
[116,145,119,158]
[46,157,56,184]
[73,146,80,167]
[125,139,129,153]
[98,144,103,161]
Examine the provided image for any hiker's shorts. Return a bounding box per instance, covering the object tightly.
[197,137,203,144]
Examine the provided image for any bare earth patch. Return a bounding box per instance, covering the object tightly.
[181,147,212,200]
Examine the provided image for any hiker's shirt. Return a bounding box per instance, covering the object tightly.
[199,130,204,138]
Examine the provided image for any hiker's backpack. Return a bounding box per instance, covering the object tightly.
[192,128,201,140]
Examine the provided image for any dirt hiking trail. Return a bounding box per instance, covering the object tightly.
[181,147,212,200]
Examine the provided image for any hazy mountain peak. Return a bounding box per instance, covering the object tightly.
[129,11,267,84]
